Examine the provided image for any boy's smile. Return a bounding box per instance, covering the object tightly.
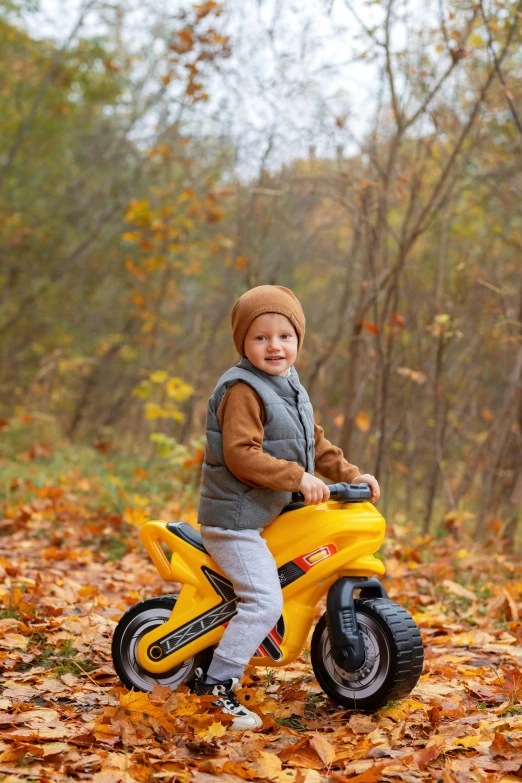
[243,313,298,376]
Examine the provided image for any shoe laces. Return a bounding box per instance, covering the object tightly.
[194,669,240,694]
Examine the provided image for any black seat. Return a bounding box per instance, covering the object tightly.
[166,522,208,554]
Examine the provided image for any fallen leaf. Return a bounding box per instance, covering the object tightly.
[442,579,477,601]
[309,733,335,767]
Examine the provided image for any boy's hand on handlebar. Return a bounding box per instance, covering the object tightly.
[351,474,380,502]
[299,473,330,505]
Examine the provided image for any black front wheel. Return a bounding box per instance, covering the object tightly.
[111,595,213,692]
[311,598,424,712]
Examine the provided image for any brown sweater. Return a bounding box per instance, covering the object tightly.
[217,382,360,493]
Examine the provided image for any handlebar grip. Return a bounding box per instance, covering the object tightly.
[292,482,372,503]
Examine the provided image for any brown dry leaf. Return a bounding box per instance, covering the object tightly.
[247,750,282,779]
[413,743,444,768]
[491,731,519,758]
[3,726,73,740]
[3,682,38,702]
[93,724,122,744]
[192,773,248,783]
[127,764,153,783]
[0,633,29,650]
[340,761,374,776]
[0,744,31,763]
[331,761,389,782]
[276,699,307,718]
[279,736,310,762]
[442,579,477,601]
[503,588,520,622]
[348,715,375,734]
[284,741,325,771]
[149,683,174,702]
[41,741,72,757]
[308,733,335,768]
[221,761,260,780]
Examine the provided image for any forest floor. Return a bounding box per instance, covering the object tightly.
[0,446,522,783]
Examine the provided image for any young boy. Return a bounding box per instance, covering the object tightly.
[195,285,380,729]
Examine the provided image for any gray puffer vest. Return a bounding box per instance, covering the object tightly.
[198,357,315,530]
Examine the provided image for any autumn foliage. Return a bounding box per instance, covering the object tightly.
[1,458,522,782]
[1,0,522,779]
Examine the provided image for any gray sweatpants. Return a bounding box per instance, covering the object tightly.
[199,525,283,682]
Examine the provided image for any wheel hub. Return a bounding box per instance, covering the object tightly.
[333,628,377,683]
[322,612,390,698]
[116,604,193,692]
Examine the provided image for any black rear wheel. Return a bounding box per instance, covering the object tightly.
[111,595,213,692]
[311,598,424,712]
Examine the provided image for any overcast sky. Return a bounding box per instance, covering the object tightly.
[26,0,389,175]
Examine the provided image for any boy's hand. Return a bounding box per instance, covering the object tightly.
[299,473,330,505]
[351,474,380,503]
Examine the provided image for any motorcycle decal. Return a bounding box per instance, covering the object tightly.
[278,560,306,587]
[146,548,335,661]
[254,615,285,661]
[278,545,337,587]
[148,568,238,659]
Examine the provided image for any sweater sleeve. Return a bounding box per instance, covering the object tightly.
[313,422,361,484]
[217,382,305,493]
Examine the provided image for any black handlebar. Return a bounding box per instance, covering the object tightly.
[292,482,372,503]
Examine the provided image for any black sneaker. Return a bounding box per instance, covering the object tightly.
[193,668,262,730]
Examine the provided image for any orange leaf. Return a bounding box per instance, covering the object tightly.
[309,733,335,767]
[119,690,173,730]
[359,320,380,335]
[331,763,389,782]
[183,448,205,469]
[334,413,344,428]
[355,411,371,433]
[501,667,522,698]
[413,743,444,768]
[222,762,259,779]
[78,585,98,598]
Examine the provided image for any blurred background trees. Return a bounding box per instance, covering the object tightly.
[1,0,520,541]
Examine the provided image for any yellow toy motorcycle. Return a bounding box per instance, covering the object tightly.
[112,483,423,712]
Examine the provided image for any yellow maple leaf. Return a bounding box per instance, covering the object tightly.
[452,734,483,749]
[120,690,173,731]
[197,721,227,740]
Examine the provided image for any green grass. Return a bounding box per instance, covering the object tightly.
[0,602,21,620]
[0,411,201,517]
[304,692,326,717]
[503,707,522,717]
[31,639,98,676]
[276,716,307,731]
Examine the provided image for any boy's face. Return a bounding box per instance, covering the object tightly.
[243,313,298,376]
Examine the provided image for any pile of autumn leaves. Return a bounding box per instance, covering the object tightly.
[0,475,522,783]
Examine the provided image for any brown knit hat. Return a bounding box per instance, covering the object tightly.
[231,285,306,356]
